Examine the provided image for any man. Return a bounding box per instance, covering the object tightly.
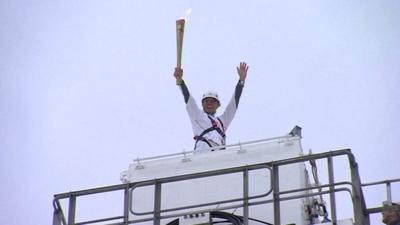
[174,62,249,150]
[382,203,400,225]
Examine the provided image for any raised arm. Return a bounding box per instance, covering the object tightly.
[234,62,249,107]
[174,67,190,103]
[220,62,249,128]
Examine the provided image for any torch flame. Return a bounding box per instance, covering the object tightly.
[179,8,192,21]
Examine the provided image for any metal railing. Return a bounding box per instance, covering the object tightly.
[131,135,295,162]
[362,178,400,215]
[129,165,273,217]
[53,148,372,225]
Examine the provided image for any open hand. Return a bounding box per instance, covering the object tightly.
[236,62,249,81]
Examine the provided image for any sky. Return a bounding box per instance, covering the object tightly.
[1,0,399,225]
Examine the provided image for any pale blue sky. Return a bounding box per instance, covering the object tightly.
[1,1,399,224]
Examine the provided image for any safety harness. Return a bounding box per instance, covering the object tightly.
[194,115,226,149]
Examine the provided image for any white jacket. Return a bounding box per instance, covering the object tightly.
[178,81,244,150]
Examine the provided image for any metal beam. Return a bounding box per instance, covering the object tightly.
[243,168,249,225]
[124,185,130,225]
[154,181,162,225]
[272,164,280,225]
[328,156,337,225]
[67,196,76,225]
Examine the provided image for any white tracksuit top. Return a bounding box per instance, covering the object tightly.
[178,81,244,150]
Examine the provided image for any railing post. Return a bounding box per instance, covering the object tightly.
[386,182,392,203]
[348,154,370,225]
[243,168,249,225]
[53,208,62,225]
[327,156,337,225]
[67,196,76,225]
[53,199,66,225]
[154,181,162,225]
[272,164,280,225]
[123,185,130,225]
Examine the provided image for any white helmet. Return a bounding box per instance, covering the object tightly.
[202,91,220,103]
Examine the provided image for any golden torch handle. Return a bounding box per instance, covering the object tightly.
[176,19,185,84]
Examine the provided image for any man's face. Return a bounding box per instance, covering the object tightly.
[382,208,400,225]
[202,97,219,114]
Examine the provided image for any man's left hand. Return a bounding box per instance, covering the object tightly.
[237,62,249,81]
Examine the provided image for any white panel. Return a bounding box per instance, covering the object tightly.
[123,137,310,225]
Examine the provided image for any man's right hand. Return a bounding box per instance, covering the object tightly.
[174,67,183,85]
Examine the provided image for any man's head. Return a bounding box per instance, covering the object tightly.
[382,203,400,225]
[202,91,220,115]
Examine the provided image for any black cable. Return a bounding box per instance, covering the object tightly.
[210,211,274,225]
[210,211,243,225]
[234,214,273,225]
[165,218,179,225]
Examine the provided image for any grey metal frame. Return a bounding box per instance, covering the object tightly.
[53,149,382,225]
[362,178,400,214]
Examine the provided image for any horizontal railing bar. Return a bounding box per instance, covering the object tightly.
[130,166,273,215]
[132,185,273,216]
[130,178,353,216]
[56,163,273,200]
[248,188,352,208]
[130,149,354,190]
[362,178,400,187]
[54,183,130,199]
[126,187,353,224]
[128,164,272,192]
[75,216,124,225]
[55,149,353,200]
[131,135,296,162]
[279,181,353,195]
[271,149,352,167]
[280,187,352,202]
[366,206,385,214]
[98,222,131,225]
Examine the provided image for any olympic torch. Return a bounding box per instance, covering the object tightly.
[175,19,185,84]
